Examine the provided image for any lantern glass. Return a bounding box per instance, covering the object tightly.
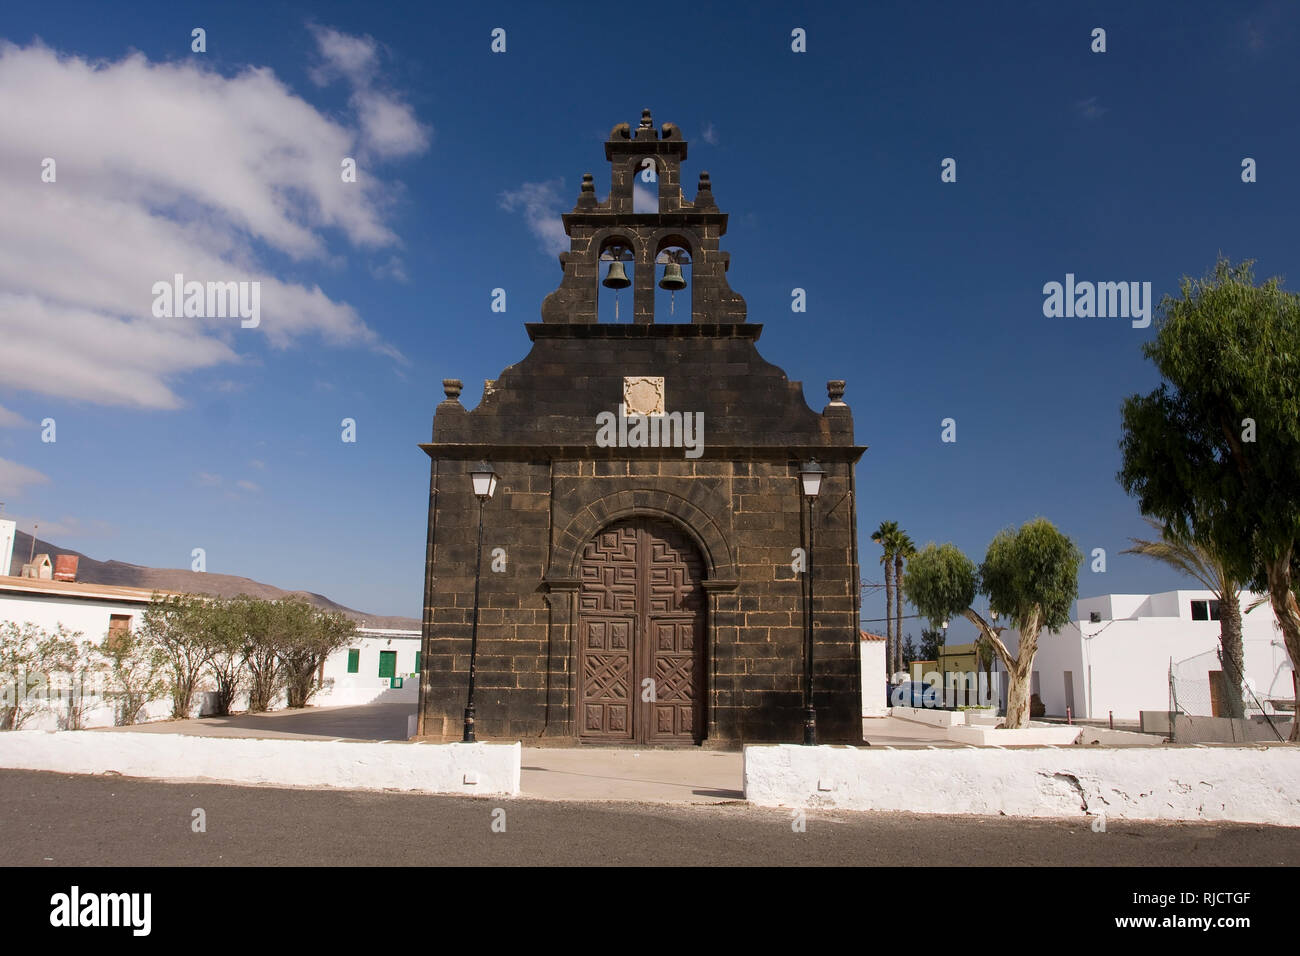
[470,463,498,499]
[799,460,825,498]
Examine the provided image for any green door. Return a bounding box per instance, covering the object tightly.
[378,650,397,679]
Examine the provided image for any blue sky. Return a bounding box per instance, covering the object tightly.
[0,1,1296,631]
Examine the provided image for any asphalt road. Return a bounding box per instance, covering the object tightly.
[3,769,1299,866]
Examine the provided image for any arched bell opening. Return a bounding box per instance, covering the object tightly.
[654,239,693,321]
[597,238,636,323]
[632,157,659,213]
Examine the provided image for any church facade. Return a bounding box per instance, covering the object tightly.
[416,111,865,746]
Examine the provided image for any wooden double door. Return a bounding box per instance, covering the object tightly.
[577,517,706,745]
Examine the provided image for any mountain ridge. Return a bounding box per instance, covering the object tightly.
[7,530,421,630]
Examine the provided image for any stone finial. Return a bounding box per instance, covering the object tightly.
[694,171,717,210]
[442,379,463,400]
[577,172,597,209]
[635,109,657,141]
[827,380,846,404]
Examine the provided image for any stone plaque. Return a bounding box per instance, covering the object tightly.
[623,376,664,416]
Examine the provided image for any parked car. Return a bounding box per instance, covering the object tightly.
[889,680,943,709]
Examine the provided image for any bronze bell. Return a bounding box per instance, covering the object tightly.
[658,262,687,292]
[602,260,631,289]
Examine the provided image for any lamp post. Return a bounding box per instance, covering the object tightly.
[463,462,498,743]
[941,619,950,706]
[799,460,825,746]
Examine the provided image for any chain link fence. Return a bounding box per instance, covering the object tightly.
[1168,647,1289,743]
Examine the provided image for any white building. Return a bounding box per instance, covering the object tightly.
[997,590,1295,721]
[316,627,420,707]
[1,569,420,727]
[0,518,15,576]
[859,630,887,716]
[0,575,179,729]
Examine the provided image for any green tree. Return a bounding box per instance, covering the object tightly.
[202,596,250,716]
[901,634,918,667]
[917,627,944,662]
[101,625,167,726]
[1123,519,1246,718]
[137,593,211,719]
[279,605,356,708]
[1118,258,1300,738]
[44,632,102,730]
[0,622,79,730]
[241,598,284,713]
[903,519,1082,728]
[871,521,900,677]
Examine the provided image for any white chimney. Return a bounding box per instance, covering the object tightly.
[0,519,15,577]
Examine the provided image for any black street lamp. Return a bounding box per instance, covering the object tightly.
[799,459,825,746]
[463,462,499,743]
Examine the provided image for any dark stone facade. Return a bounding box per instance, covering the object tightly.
[417,112,865,746]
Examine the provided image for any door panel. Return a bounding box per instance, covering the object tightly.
[578,518,705,744]
[580,617,634,739]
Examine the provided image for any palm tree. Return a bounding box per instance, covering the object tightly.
[872,521,899,678]
[893,531,916,675]
[1122,519,1246,718]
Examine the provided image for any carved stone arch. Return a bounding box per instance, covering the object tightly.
[591,227,642,263]
[650,229,698,261]
[553,488,737,583]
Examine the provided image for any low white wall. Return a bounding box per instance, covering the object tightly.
[889,706,965,728]
[946,724,1082,746]
[0,732,520,796]
[743,743,1300,825]
[860,640,887,717]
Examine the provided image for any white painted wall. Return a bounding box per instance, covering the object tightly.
[1,586,419,728]
[0,519,15,577]
[998,590,1295,720]
[744,742,1300,825]
[0,587,147,646]
[316,629,421,707]
[0,731,521,795]
[859,639,886,716]
[0,584,175,729]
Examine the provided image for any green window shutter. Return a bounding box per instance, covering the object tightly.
[378,650,397,679]
[414,651,421,675]
[347,649,360,674]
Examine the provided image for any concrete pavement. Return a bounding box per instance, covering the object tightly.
[90,706,1016,804]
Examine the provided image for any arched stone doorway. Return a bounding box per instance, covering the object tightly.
[577,516,706,744]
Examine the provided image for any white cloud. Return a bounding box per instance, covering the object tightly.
[700,122,718,145]
[8,514,114,539]
[633,182,657,213]
[195,472,223,487]
[0,404,29,428]
[0,457,50,497]
[1076,96,1108,120]
[236,479,261,493]
[499,179,569,256]
[309,25,380,84]
[309,26,430,160]
[369,255,408,282]
[0,36,426,409]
